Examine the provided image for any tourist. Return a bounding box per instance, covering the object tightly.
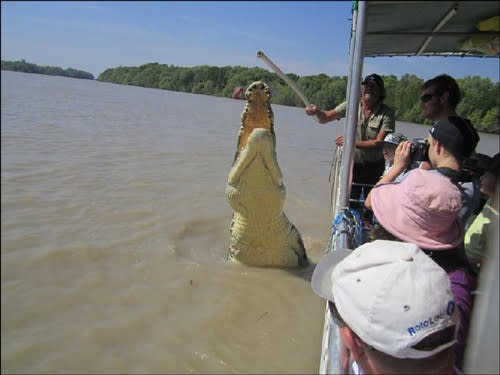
[366,115,481,228]
[305,74,395,217]
[464,152,499,274]
[366,169,476,371]
[312,240,458,374]
[376,132,423,182]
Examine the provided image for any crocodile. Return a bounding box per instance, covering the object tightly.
[225,81,309,267]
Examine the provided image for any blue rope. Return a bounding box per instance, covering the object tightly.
[327,208,363,252]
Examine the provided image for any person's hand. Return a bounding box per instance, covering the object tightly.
[393,140,412,170]
[305,104,318,116]
[335,135,344,146]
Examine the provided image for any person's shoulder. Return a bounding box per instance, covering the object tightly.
[427,168,442,175]
[483,199,499,217]
[410,168,458,185]
[372,104,395,122]
[380,103,395,115]
[334,101,347,112]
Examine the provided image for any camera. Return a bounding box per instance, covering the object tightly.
[410,138,429,162]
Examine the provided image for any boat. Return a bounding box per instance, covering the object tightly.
[321,1,499,373]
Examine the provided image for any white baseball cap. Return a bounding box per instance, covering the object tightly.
[311,240,457,359]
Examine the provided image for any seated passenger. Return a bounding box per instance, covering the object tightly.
[478,152,499,201]
[367,116,482,229]
[311,240,458,375]
[377,132,428,182]
[464,152,499,274]
[366,169,475,372]
[462,152,494,215]
[378,132,409,182]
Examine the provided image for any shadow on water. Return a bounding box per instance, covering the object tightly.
[283,261,318,282]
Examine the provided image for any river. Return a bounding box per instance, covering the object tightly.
[1,70,498,373]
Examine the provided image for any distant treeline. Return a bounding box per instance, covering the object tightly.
[97,63,499,133]
[1,59,94,80]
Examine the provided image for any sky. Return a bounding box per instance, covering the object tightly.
[1,1,499,82]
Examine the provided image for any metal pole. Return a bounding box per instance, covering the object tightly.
[329,1,358,219]
[344,1,358,130]
[319,4,366,374]
[335,0,366,250]
[329,2,358,218]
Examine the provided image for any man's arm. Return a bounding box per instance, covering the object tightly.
[358,107,395,148]
[337,130,387,148]
[355,130,387,148]
[354,106,394,148]
[306,105,342,124]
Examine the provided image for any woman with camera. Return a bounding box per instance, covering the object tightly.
[366,116,480,227]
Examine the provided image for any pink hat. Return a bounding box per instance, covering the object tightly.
[371,169,464,250]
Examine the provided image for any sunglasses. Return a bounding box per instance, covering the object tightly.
[420,93,439,103]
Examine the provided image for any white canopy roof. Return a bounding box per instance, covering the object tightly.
[363,1,499,58]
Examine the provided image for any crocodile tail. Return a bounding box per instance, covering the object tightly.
[290,223,309,267]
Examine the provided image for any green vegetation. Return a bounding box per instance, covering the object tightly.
[3,58,497,133]
[384,73,499,133]
[97,63,498,134]
[1,59,94,80]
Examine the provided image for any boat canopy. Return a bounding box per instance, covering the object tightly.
[362,1,499,58]
[336,0,500,220]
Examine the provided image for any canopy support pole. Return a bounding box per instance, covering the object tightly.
[335,0,366,250]
[318,2,367,374]
[417,3,458,55]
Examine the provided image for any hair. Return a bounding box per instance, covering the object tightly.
[447,116,479,160]
[428,134,465,164]
[369,221,474,273]
[364,341,455,374]
[368,222,399,242]
[421,74,461,110]
[489,152,500,176]
[462,153,491,176]
[328,300,347,327]
[329,300,456,374]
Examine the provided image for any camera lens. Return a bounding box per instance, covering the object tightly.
[410,138,429,163]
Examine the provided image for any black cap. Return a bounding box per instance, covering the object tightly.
[429,116,479,158]
[363,74,384,90]
[363,74,385,99]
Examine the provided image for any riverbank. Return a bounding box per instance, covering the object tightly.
[96,62,499,134]
[1,59,94,80]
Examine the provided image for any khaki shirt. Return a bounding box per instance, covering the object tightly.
[334,101,395,164]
